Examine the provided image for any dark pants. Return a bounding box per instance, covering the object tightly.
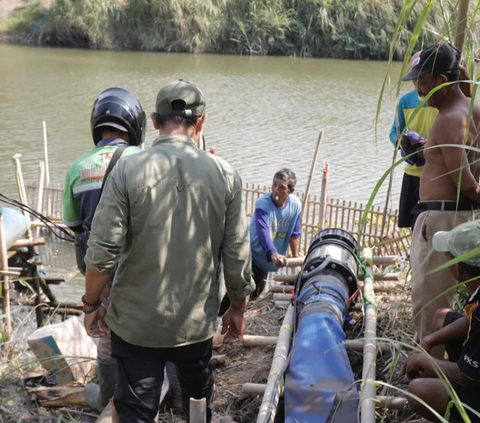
[218,260,267,316]
[111,331,214,423]
[398,173,420,229]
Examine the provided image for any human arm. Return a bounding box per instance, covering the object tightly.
[83,164,128,335]
[63,169,82,230]
[221,172,255,342]
[406,353,477,386]
[84,269,111,337]
[390,99,407,146]
[254,209,277,260]
[435,115,480,203]
[289,214,301,257]
[420,317,469,353]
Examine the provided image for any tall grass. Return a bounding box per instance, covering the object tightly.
[4,0,480,59]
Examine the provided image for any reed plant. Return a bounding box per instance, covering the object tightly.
[3,0,480,59]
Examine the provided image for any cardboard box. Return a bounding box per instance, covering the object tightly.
[27,316,97,385]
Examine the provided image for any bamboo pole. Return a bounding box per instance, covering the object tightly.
[454,0,471,51]
[243,336,391,353]
[318,162,329,230]
[35,162,45,239]
[301,131,323,223]
[0,214,12,340]
[243,384,406,409]
[42,121,50,187]
[190,398,207,423]
[285,255,399,268]
[12,154,32,239]
[360,249,377,423]
[256,305,294,423]
[275,272,399,283]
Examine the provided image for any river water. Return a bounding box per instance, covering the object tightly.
[0,44,408,301]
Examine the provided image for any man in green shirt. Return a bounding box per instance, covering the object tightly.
[82,79,254,423]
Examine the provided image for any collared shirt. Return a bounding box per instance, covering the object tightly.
[85,134,254,348]
[63,139,142,230]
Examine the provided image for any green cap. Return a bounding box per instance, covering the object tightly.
[155,79,206,117]
[433,220,480,267]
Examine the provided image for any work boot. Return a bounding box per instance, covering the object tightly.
[85,360,118,412]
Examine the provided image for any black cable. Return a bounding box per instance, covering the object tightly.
[0,193,75,242]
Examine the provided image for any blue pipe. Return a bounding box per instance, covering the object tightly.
[0,207,29,250]
[285,229,359,423]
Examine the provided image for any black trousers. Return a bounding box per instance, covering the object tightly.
[218,260,267,315]
[111,331,214,423]
[398,173,420,229]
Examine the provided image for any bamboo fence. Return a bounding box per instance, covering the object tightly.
[26,167,411,257]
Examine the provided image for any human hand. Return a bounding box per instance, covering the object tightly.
[221,307,246,344]
[271,253,287,268]
[84,305,108,338]
[400,134,410,149]
[405,352,426,380]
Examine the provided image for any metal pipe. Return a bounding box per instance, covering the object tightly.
[256,304,294,423]
[360,249,377,423]
[0,214,12,340]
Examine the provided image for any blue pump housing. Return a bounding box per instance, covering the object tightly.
[284,228,359,423]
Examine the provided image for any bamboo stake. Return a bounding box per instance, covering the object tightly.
[454,0,471,51]
[301,131,323,223]
[285,255,398,268]
[190,398,207,423]
[256,304,294,423]
[360,249,377,423]
[0,214,12,340]
[42,121,50,187]
[318,162,329,230]
[243,384,406,409]
[35,162,45,239]
[12,154,32,239]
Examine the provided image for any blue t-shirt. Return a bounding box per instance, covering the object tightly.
[250,193,301,272]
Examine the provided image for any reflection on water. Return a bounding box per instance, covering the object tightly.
[1,44,411,301]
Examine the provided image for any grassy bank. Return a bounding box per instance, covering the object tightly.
[0,0,476,59]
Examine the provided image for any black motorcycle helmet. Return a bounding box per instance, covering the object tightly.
[91,87,146,146]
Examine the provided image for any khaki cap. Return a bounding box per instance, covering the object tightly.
[155,79,206,117]
[433,220,480,267]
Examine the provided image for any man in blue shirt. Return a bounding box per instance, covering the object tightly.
[219,168,301,314]
[249,168,302,297]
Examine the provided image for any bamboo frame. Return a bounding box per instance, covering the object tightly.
[256,305,294,423]
[0,214,12,340]
[360,249,377,423]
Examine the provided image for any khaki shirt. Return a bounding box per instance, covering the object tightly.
[85,135,254,348]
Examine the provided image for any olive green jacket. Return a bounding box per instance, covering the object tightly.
[85,134,254,348]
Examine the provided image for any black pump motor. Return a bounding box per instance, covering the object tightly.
[301,228,358,296]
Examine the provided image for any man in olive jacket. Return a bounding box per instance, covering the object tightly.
[81,79,255,423]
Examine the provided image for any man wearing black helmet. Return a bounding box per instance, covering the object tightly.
[81,79,254,423]
[63,87,146,412]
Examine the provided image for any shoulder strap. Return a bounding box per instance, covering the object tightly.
[98,145,128,202]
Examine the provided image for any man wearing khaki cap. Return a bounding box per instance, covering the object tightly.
[406,220,480,423]
[81,79,255,423]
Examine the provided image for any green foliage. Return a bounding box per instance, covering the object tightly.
[1,0,480,59]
